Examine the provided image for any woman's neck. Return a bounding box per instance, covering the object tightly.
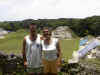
[44,38,51,45]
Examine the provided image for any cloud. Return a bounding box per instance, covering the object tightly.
[0,0,100,21]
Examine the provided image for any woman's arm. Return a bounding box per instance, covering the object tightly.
[56,40,62,67]
[56,40,61,58]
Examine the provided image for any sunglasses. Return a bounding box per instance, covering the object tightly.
[43,30,48,32]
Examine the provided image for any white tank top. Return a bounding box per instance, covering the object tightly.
[42,38,58,61]
[25,34,42,68]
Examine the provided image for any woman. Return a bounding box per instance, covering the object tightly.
[41,27,61,75]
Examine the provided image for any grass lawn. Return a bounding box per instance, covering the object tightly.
[60,39,79,61]
[0,29,80,61]
[0,29,29,54]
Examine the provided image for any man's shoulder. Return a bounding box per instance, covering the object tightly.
[37,34,43,40]
[24,35,29,40]
[37,34,42,37]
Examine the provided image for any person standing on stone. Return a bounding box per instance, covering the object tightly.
[41,27,61,75]
[22,22,42,75]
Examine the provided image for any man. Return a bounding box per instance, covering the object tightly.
[22,23,42,75]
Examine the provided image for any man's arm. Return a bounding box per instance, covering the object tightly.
[22,38,27,66]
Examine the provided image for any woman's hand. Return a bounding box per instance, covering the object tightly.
[57,53,60,58]
[24,61,27,67]
[57,56,61,67]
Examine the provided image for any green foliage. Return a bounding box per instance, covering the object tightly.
[0,16,100,36]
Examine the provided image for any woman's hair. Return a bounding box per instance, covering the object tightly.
[43,27,53,35]
[43,27,52,33]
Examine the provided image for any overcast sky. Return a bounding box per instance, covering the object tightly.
[0,0,100,21]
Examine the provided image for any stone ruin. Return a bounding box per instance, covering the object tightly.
[79,37,100,60]
[0,28,8,39]
[0,51,24,75]
[66,37,100,75]
[52,26,72,39]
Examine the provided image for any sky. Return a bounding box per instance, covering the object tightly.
[0,0,100,21]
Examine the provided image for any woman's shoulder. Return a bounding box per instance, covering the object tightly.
[52,37,59,42]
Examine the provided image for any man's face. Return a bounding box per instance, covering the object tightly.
[29,24,36,34]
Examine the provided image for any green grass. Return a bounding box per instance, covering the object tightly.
[0,29,80,61]
[0,29,29,54]
[60,39,79,61]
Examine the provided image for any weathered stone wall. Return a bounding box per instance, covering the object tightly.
[52,26,72,39]
[0,51,24,74]
[0,28,8,39]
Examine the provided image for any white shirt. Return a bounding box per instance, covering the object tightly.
[42,38,58,61]
[25,34,42,68]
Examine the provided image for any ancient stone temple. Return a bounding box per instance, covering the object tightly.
[0,28,8,39]
[52,26,72,39]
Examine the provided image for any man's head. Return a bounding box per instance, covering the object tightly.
[29,22,37,36]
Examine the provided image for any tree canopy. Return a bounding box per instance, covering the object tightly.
[0,16,100,37]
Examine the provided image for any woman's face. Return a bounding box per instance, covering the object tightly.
[43,29,51,40]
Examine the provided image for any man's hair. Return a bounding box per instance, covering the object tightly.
[30,22,37,26]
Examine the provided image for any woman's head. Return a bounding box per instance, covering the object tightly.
[43,27,52,40]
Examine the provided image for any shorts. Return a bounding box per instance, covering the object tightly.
[42,59,57,74]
